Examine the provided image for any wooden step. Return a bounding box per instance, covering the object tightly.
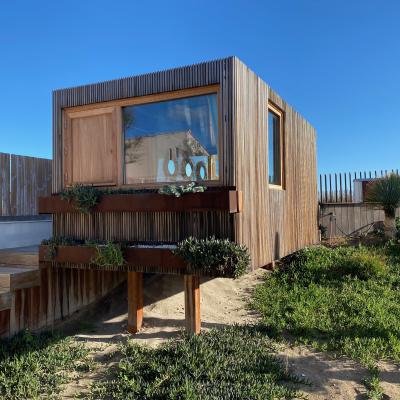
[0,265,40,291]
[0,246,38,267]
[0,289,12,311]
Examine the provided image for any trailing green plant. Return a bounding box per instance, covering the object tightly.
[60,184,100,213]
[365,174,400,239]
[91,241,126,268]
[41,236,76,260]
[158,182,207,197]
[0,330,91,400]
[174,237,250,278]
[87,326,307,400]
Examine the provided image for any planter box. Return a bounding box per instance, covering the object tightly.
[38,190,242,214]
[39,244,235,278]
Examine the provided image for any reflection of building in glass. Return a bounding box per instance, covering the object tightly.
[125,130,218,183]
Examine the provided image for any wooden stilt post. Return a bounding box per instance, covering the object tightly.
[184,275,200,334]
[127,271,143,334]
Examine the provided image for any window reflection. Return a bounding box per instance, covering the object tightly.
[123,93,219,184]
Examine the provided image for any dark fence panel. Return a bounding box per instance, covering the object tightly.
[0,153,51,216]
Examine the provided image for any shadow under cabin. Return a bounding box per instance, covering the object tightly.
[38,56,318,334]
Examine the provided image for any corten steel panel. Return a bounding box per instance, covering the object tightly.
[38,190,241,214]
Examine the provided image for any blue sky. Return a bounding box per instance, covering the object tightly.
[0,0,399,175]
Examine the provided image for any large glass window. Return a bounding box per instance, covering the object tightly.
[268,105,283,186]
[123,93,219,184]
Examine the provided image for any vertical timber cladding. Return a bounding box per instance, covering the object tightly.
[52,58,235,241]
[233,58,318,269]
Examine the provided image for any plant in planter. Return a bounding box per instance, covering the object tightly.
[158,182,206,198]
[174,237,250,278]
[366,174,400,239]
[91,242,126,269]
[60,184,100,214]
[41,237,76,260]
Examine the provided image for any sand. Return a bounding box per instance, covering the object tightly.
[60,270,400,399]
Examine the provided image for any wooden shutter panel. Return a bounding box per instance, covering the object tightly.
[63,107,120,187]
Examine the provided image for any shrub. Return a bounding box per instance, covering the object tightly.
[281,245,388,283]
[365,174,400,219]
[91,242,125,269]
[333,250,388,280]
[174,237,250,278]
[60,184,100,213]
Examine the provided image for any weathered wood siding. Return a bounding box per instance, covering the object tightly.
[233,59,318,268]
[0,153,51,216]
[0,267,124,337]
[53,211,233,242]
[320,203,400,239]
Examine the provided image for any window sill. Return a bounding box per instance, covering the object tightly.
[269,184,284,191]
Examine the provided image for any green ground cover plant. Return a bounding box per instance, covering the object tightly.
[0,330,91,400]
[252,243,400,365]
[252,242,400,398]
[88,326,306,400]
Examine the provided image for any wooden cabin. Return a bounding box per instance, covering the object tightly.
[35,57,318,335]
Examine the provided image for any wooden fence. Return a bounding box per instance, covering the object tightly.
[0,153,52,216]
[319,203,400,239]
[319,169,399,203]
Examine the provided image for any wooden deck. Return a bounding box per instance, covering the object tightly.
[0,246,124,338]
[0,246,39,266]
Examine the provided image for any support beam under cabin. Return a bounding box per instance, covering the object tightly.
[184,275,201,334]
[127,272,143,334]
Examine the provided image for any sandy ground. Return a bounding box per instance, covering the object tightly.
[60,269,400,399]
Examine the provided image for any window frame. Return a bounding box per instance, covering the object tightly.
[63,84,222,189]
[267,102,285,190]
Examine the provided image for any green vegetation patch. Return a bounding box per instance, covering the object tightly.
[252,244,400,367]
[0,330,91,400]
[60,182,207,213]
[174,236,250,278]
[158,182,206,197]
[60,184,100,213]
[91,241,126,268]
[88,326,306,400]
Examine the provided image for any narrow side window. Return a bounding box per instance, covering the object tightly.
[268,103,283,187]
